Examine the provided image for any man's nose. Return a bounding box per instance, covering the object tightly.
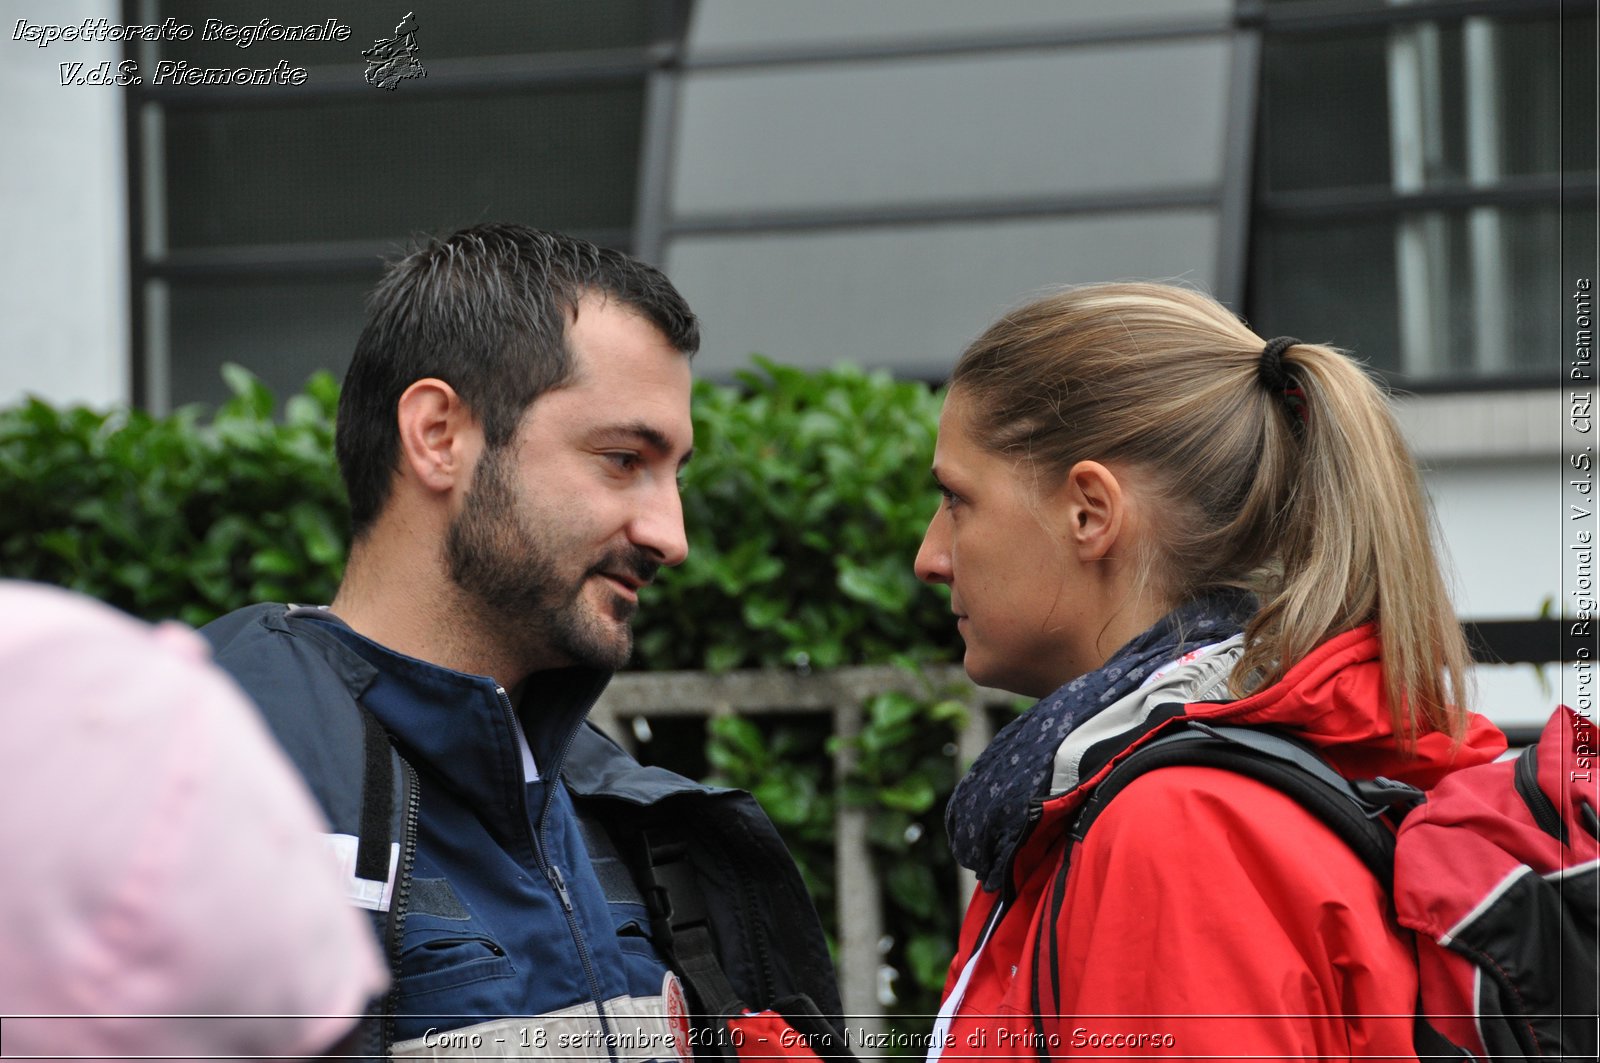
[632,482,690,568]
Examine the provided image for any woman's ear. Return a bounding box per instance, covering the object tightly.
[1058,460,1126,562]
[395,378,480,495]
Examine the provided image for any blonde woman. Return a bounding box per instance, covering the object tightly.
[916,283,1506,1060]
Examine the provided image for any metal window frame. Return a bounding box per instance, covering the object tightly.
[632,0,694,266]
[650,0,1579,316]
[122,0,149,407]
[1258,174,1589,219]
[668,188,1222,239]
[123,0,1590,403]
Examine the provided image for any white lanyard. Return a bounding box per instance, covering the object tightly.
[926,897,1005,1062]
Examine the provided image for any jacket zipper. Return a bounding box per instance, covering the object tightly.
[499,687,619,1063]
[1514,743,1567,843]
[383,757,421,1056]
[1004,800,1046,907]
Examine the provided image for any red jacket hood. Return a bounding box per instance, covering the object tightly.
[1016,623,1507,875]
[1186,624,1506,788]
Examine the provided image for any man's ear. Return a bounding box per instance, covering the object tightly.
[1057,460,1126,562]
[395,379,480,495]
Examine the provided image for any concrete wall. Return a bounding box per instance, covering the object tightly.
[0,0,128,408]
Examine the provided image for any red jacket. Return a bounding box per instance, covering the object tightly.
[933,626,1506,1062]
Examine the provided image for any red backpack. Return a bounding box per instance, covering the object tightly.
[1068,705,1598,1060]
[1395,706,1598,1059]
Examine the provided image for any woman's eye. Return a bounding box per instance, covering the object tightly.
[940,487,961,509]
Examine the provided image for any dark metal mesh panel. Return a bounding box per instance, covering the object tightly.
[167,278,371,410]
[163,86,644,248]
[1250,214,1401,374]
[1250,206,1588,382]
[156,0,654,67]
[1260,31,1391,194]
[1260,13,1594,195]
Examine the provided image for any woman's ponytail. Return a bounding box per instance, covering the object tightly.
[1236,339,1470,742]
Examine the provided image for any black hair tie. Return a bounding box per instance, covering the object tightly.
[1258,336,1307,433]
[1258,336,1300,393]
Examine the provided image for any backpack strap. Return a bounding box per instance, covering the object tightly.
[572,809,747,1018]
[623,829,746,1019]
[1069,721,1415,889]
[622,830,860,1061]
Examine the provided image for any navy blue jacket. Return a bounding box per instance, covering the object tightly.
[201,604,841,1061]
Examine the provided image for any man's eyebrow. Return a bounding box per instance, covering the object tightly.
[594,422,695,467]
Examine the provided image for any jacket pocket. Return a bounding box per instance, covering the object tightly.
[396,932,515,998]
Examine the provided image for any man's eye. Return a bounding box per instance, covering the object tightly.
[605,452,641,471]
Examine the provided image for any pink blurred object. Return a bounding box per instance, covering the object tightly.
[0,581,388,1062]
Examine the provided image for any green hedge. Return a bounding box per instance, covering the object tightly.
[0,366,347,627]
[0,361,980,1025]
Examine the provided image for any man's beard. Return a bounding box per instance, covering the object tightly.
[444,447,657,672]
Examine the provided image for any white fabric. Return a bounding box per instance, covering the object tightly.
[926,900,1005,1063]
[502,684,542,783]
[390,984,690,1062]
[323,832,401,911]
[1049,635,1245,795]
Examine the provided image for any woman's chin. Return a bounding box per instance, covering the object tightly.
[962,652,1042,699]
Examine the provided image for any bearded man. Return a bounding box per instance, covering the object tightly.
[202,225,840,1061]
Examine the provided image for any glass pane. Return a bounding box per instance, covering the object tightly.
[666,209,1220,379]
[1250,205,1587,385]
[156,0,653,69]
[1260,12,1590,194]
[168,278,371,410]
[1259,31,1392,193]
[163,86,643,248]
[673,39,1231,215]
[1493,15,1593,180]
[1250,215,1400,375]
[688,0,1229,53]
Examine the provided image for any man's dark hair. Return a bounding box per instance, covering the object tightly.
[336,224,700,538]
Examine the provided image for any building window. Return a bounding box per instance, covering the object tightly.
[126,0,677,411]
[1248,1,1596,388]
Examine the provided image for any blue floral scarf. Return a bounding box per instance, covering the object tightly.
[947,590,1255,892]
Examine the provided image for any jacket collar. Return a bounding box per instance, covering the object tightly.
[997,623,1508,895]
[1041,623,1506,827]
[278,606,611,839]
